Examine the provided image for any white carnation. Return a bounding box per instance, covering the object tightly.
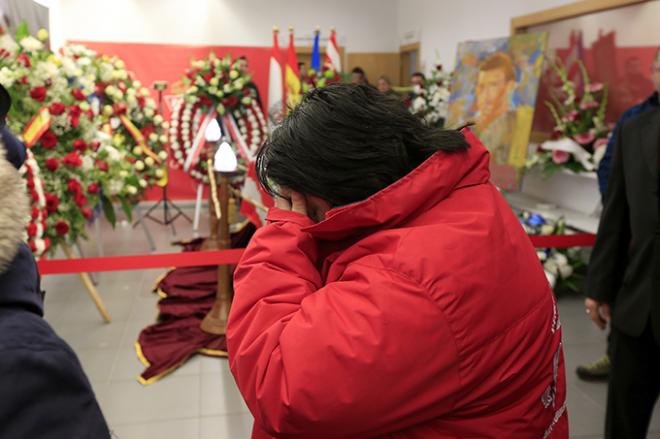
[19,36,43,52]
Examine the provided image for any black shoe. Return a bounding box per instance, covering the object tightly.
[576,355,610,382]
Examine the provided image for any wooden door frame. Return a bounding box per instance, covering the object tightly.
[510,0,648,35]
[399,42,421,86]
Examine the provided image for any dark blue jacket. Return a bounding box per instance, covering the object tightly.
[0,132,110,438]
[598,92,659,196]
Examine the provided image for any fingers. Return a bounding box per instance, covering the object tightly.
[290,191,307,216]
[601,303,611,321]
[585,297,608,330]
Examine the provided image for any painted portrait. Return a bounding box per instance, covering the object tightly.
[447,33,547,190]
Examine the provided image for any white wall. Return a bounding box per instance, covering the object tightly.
[396,0,577,71]
[58,0,398,53]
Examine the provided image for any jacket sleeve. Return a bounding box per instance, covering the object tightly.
[586,119,631,303]
[227,209,461,439]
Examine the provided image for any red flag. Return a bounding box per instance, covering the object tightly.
[267,27,285,128]
[325,28,342,72]
[285,28,302,109]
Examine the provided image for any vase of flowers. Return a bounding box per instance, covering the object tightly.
[527,60,610,176]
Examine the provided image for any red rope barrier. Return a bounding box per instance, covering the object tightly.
[37,233,596,276]
[528,233,596,248]
[37,249,245,275]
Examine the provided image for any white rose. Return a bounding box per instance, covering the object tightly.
[210,77,219,86]
[145,108,155,118]
[115,59,125,69]
[127,95,137,105]
[133,80,142,88]
[162,121,170,129]
[149,133,158,142]
[139,179,148,188]
[141,88,150,97]
[159,135,168,144]
[233,79,244,90]
[187,86,198,94]
[82,156,94,172]
[241,96,252,105]
[158,150,168,160]
[133,146,143,155]
[119,170,129,178]
[154,115,163,125]
[127,185,138,195]
[0,67,16,88]
[20,36,43,52]
[145,157,155,167]
[105,85,117,96]
[223,84,232,93]
[155,169,165,178]
[135,160,145,171]
[229,70,239,79]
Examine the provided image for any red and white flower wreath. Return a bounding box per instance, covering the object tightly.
[20,149,50,257]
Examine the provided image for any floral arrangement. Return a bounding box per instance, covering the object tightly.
[20,149,49,257]
[301,65,342,93]
[60,44,169,216]
[169,53,268,183]
[0,24,104,252]
[408,64,451,128]
[526,60,610,176]
[519,211,587,295]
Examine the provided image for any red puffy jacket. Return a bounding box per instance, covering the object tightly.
[228,129,568,439]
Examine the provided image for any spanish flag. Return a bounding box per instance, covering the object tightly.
[285,27,301,109]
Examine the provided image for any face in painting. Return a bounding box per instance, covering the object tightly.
[475,68,514,124]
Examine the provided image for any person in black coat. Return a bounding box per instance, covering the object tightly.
[0,85,111,438]
[585,104,660,438]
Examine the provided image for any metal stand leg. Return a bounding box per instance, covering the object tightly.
[193,184,203,237]
[134,204,157,252]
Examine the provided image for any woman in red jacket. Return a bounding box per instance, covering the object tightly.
[227,84,568,438]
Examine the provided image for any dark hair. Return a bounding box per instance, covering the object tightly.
[378,75,391,84]
[411,72,426,81]
[256,83,469,207]
[236,55,247,62]
[351,67,366,76]
[298,61,306,69]
[479,52,515,81]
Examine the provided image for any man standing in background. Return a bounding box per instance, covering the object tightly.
[236,55,263,108]
[577,48,660,382]
[584,48,660,438]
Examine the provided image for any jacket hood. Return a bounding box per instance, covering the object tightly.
[0,141,29,272]
[302,128,490,241]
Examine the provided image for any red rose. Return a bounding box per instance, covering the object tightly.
[68,105,82,117]
[82,208,93,220]
[40,131,58,149]
[89,140,101,151]
[55,220,69,236]
[62,152,83,168]
[28,240,37,253]
[137,96,146,108]
[27,222,38,237]
[200,95,213,108]
[20,76,28,85]
[31,206,40,220]
[43,238,51,252]
[113,103,127,115]
[30,190,39,202]
[72,139,87,152]
[30,86,47,102]
[75,192,87,208]
[70,115,80,128]
[87,183,99,194]
[17,53,31,68]
[95,160,109,172]
[96,82,107,95]
[45,193,59,213]
[223,96,239,107]
[44,157,59,172]
[71,88,86,101]
[203,71,214,83]
[49,102,66,116]
[67,179,81,194]
[26,179,35,189]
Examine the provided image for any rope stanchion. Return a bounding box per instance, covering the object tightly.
[37,234,597,276]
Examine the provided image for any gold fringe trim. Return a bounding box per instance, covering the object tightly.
[152,268,174,293]
[134,341,228,386]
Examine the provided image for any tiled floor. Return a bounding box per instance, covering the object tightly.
[41,203,660,439]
